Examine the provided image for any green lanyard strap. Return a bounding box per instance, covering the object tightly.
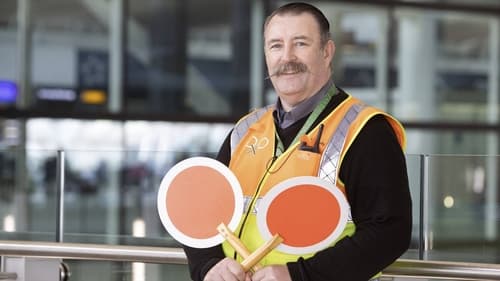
[275,87,336,157]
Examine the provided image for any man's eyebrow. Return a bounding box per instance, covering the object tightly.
[293,35,312,41]
[266,38,282,46]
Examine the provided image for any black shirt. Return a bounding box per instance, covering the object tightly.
[183,89,412,281]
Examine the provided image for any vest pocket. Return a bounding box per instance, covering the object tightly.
[293,150,322,173]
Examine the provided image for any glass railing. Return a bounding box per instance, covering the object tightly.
[0,148,214,245]
[405,154,500,264]
[1,149,499,280]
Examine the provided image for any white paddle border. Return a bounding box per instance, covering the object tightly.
[256,176,349,255]
[157,157,244,248]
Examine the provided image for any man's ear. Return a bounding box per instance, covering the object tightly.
[324,40,335,63]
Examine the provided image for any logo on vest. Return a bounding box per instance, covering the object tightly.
[245,136,269,154]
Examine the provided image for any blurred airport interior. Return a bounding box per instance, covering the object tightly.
[1,0,500,280]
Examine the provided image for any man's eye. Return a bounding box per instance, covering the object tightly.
[270,44,282,50]
[295,42,307,46]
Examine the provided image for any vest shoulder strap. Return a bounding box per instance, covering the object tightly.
[230,105,274,154]
[319,99,406,187]
[319,101,367,185]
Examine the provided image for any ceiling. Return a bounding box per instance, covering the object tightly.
[1,0,500,32]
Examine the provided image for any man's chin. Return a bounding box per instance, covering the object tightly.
[274,83,306,97]
[273,74,305,87]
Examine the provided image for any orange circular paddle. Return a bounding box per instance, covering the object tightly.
[157,157,244,248]
[256,176,349,255]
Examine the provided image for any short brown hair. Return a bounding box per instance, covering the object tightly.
[264,2,332,47]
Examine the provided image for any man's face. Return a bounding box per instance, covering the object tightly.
[264,12,334,110]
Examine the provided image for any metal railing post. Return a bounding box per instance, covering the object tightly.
[55,150,65,243]
[419,154,430,260]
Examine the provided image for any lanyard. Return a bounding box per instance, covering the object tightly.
[275,87,336,157]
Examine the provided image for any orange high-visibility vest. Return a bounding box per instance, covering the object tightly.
[222,95,406,265]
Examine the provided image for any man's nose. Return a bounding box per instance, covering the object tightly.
[282,44,297,61]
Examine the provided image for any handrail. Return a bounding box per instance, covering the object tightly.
[385,259,500,281]
[2,240,500,280]
[0,273,17,280]
[0,240,186,264]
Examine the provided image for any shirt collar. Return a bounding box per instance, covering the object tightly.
[275,78,335,129]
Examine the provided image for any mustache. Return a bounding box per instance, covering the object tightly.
[265,61,308,80]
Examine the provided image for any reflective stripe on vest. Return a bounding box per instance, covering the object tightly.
[230,105,274,154]
[319,102,366,186]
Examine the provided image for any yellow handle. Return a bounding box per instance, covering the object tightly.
[217,223,262,271]
[217,223,283,272]
[240,234,283,272]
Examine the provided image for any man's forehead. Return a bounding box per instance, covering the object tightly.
[264,13,320,41]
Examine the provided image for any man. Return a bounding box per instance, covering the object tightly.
[183,2,412,281]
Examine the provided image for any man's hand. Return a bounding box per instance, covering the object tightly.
[204,257,251,281]
[251,265,292,281]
